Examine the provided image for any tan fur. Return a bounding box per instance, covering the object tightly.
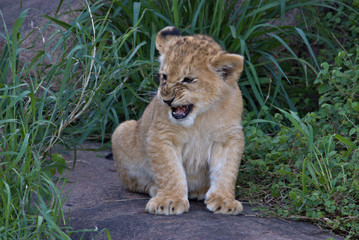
[112,26,245,215]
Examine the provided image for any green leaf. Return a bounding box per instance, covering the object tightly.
[191,0,205,32]
[172,0,180,28]
[335,56,342,66]
[349,128,357,136]
[44,15,72,30]
[321,62,329,73]
[295,27,320,70]
[289,190,297,200]
[52,153,66,175]
[351,102,359,111]
[55,0,64,15]
[334,134,355,147]
[327,151,337,158]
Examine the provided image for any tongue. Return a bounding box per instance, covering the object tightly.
[175,106,187,114]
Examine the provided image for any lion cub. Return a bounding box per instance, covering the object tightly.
[112,26,245,215]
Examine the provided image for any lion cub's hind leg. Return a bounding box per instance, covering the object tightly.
[112,120,157,197]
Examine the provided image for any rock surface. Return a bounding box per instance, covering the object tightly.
[0,0,82,67]
[59,142,342,240]
[0,0,81,33]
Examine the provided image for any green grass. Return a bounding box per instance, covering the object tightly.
[41,0,155,145]
[87,0,346,118]
[1,0,359,239]
[49,0,357,137]
[0,10,70,239]
[0,1,143,238]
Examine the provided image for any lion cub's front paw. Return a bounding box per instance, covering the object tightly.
[205,195,243,215]
[145,196,189,215]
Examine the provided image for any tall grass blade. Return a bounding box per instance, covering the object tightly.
[295,27,320,70]
[190,0,205,32]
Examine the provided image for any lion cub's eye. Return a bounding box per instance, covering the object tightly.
[182,77,195,83]
[161,74,167,86]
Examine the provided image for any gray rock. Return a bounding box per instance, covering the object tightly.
[0,0,82,72]
[60,142,342,240]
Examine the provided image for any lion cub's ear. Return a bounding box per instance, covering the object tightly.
[210,53,244,82]
[156,26,181,55]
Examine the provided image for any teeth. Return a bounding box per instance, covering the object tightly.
[171,104,193,119]
[172,105,187,114]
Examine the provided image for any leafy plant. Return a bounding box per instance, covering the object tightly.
[315,49,359,143]
[239,48,359,238]
[317,0,359,54]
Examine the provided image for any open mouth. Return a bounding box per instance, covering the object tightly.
[171,104,194,119]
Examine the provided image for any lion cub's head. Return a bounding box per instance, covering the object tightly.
[156,26,244,126]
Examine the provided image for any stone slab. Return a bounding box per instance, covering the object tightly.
[59,142,342,240]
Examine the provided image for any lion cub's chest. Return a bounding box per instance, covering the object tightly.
[180,128,214,176]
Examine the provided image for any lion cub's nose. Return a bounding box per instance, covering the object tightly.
[163,97,174,106]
